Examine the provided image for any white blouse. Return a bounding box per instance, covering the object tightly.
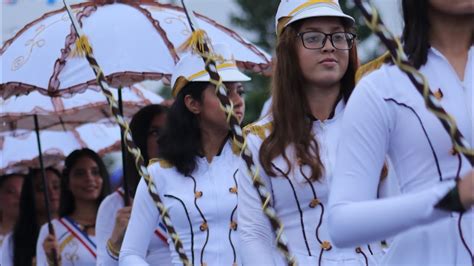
[0,233,12,266]
[328,47,473,265]
[238,101,384,266]
[120,141,241,266]
[96,188,172,265]
[36,217,97,266]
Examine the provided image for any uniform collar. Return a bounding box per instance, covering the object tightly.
[197,133,231,158]
[307,95,345,122]
[429,46,474,63]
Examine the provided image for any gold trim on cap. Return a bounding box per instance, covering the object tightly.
[187,62,237,81]
[288,0,336,17]
[172,62,238,97]
[277,0,339,36]
[172,76,189,97]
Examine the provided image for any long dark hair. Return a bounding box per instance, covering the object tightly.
[158,82,209,176]
[127,104,168,196]
[12,167,60,266]
[0,173,24,188]
[129,104,168,165]
[60,148,110,217]
[402,0,430,69]
[260,19,358,182]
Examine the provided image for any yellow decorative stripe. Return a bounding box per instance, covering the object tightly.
[278,0,338,36]
[187,62,237,81]
[172,62,238,97]
[106,239,120,258]
[288,0,337,17]
[148,158,160,166]
[172,77,189,98]
[59,234,74,253]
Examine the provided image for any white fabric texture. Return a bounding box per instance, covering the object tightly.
[328,47,473,265]
[120,141,241,266]
[0,233,12,266]
[36,218,97,266]
[1,3,270,98]
[96,189,172,266]
[238,101,383,266]
[1,123,121,175]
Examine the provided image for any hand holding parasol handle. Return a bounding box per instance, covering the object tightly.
[62,1,190,264]
[33,114,59,266]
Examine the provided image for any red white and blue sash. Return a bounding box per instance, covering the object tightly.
[155,222,168,245]
[58,217,97,259]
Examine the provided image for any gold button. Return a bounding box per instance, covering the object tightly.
[309,198,320,208]
[321,240,332,251]
[200,222,208,231]
[229,187,238,194]
[195,191,203,198]
[230,221,238,230]
[434,88,443,100]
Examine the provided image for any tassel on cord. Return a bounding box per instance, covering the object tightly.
[71,35,93,57]
[178,29,207,53]
[177,29,226,63]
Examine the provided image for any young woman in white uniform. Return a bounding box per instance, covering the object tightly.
[119,43,250,266]
[36,148,111,265]
[1,168,60,266]
[96,104,171,265]
[328,0,474,265]
[238,1,384,265]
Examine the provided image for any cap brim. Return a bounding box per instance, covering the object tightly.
[193,68,251,82]
[287,6,355,27]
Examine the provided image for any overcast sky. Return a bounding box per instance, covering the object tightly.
[1,0,402,46]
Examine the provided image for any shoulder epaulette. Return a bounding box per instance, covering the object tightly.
[148,158,173,169]
[356,51,392,83]
[243,121,273,141]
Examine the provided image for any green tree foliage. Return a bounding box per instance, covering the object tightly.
[231,0,278,124]
[231,0,280,52]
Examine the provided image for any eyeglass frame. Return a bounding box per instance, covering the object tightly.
[296,31,357,50]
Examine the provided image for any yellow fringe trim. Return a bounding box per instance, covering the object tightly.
[158,159,174,169]
[231,140,241,155]
[71,35,92,57]
[178,29,207,54]
[355,51,391,83]
[243,121,273,141]
[147,158,173,169]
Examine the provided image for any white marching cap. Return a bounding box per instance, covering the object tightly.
[275,0,355,36]
[171,43,251,97]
